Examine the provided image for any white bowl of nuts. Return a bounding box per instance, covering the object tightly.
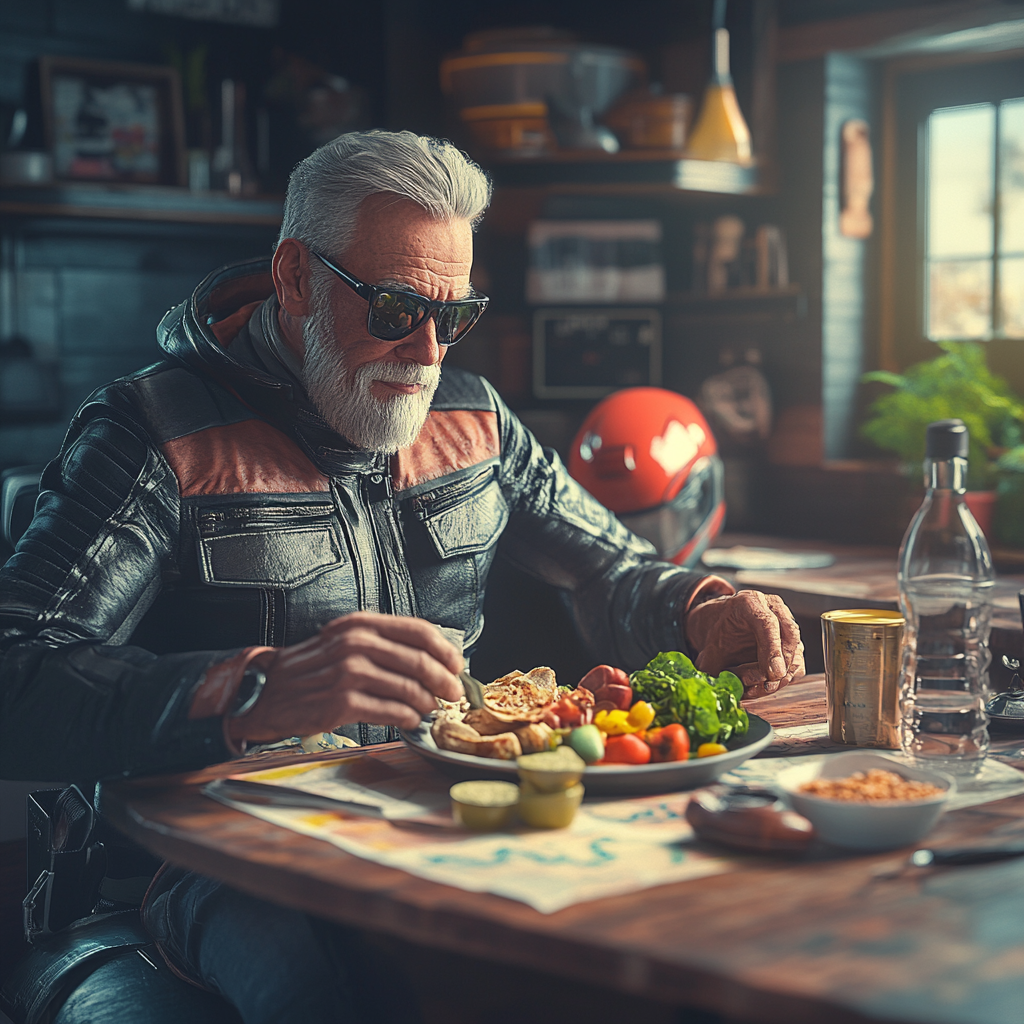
[776,751,956,851]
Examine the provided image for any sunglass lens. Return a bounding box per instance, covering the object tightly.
[369,291,428,340]
[437,303,482,345]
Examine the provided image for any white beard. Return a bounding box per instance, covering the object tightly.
[301,283,440,454]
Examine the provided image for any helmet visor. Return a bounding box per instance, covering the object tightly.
[619,455,724,563]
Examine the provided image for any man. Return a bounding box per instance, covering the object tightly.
[0,131,803,1022]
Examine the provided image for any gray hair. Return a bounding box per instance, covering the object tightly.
[277,130,492,257]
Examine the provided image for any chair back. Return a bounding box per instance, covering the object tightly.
[1,466,42,551]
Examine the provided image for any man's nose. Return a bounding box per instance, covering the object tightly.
[393,314,442,366]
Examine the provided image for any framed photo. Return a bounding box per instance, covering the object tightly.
[533,308,662,399]
[40,56,186,186]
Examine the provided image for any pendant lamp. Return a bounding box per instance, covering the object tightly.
[685,0,752,165]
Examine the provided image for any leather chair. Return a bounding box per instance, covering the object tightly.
[1,465,43,561]
[0,470,241,1024]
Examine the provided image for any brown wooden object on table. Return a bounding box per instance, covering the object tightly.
[100,677,1024,1024]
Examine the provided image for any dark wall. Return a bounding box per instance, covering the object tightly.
[0,218,278,470]
[0,0,381,471]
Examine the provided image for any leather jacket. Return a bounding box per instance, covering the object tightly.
[0,258,718,783]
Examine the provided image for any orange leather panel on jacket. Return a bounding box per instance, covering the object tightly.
[392,409,500,493]
[209,300,262,347]
[162,419,330,496]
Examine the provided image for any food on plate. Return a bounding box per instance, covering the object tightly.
[798,769,945,803]
[483,667,558,721]
[599,733,652,765]
[593,701,655,735]
[550,686,595,728]
[645,723,690,763]
[431,717,522,759]
[567,723,605,764]
[696,742,729,758]
[630,652,749,745]
[450,780,520,830]
[579,665,633,712]
[516,747,586,793]
[428,653,750,768]
[514,722,557,754]
[518,781,585,828]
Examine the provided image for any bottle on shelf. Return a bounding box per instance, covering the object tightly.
[898,419,994,775]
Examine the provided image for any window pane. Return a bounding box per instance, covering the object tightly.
[1001,257,1024,338]
[928,259,992,339]
[1001,97,1024,254]
[928,104,995,258]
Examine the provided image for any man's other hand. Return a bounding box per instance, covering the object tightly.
[226,612,464,744]
[684,590,805,700]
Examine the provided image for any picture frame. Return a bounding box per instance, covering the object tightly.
[40,55,186,186]
[532,307,662,399]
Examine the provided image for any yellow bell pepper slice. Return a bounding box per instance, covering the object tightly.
[594,709,635,735]
[626,701,655,731]
[696,742,729,758]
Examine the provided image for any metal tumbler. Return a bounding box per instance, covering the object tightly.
[821,609,906,749]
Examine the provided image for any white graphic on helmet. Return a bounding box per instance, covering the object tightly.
[649,420,705,476]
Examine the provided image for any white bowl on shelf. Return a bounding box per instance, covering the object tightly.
[776,750,955,851]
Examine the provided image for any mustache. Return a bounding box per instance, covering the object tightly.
[356,360,441,388]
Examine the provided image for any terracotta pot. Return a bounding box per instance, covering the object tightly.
[964,490,997,538]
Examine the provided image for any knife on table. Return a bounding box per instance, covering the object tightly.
[909,842,1024,867]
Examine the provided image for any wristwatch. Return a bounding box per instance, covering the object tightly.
[229,665,268,718]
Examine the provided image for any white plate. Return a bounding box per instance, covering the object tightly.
[401,714,774,796]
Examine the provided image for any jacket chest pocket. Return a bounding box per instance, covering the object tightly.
[195,504,345,588]
[409,467,509,559]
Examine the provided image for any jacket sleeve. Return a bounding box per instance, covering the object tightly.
[0,394,235,781]
[490,384,731,671]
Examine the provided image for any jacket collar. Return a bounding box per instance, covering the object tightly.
[158,258,384,476]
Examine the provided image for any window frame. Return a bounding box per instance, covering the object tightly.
[879,48,1024,379]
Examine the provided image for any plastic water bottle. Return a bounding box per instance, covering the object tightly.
[898,419,994,775]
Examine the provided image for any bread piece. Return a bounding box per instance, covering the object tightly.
[432,717,523,760]
[514,722,555,754]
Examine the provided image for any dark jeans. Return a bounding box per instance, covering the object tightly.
[142,870,421,1024]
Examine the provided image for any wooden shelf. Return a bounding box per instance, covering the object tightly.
[0,182,283,226]
[485,153,761,195]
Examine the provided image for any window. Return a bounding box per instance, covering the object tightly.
[925,97,1024,340]
[886,54,1024,381]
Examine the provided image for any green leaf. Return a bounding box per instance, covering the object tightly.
[714,671,743,703]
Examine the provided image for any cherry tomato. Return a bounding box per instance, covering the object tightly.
[599,733,652,765]
[645,723,690,763]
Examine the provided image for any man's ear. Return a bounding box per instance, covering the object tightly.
[273,238,312,318]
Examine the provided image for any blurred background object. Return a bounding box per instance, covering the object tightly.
[603,87,692,151]
[527,220,664,304]
[441,27,645,156]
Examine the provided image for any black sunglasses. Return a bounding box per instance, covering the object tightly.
[310,250,489,347]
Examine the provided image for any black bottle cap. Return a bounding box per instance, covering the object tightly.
[926,419,969,459]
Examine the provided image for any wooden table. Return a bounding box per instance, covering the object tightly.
[99,678,1024,1024]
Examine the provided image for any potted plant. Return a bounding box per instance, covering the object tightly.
[861,342,1024,538]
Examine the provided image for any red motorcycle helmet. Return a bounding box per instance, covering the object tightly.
[569,387,725,567]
